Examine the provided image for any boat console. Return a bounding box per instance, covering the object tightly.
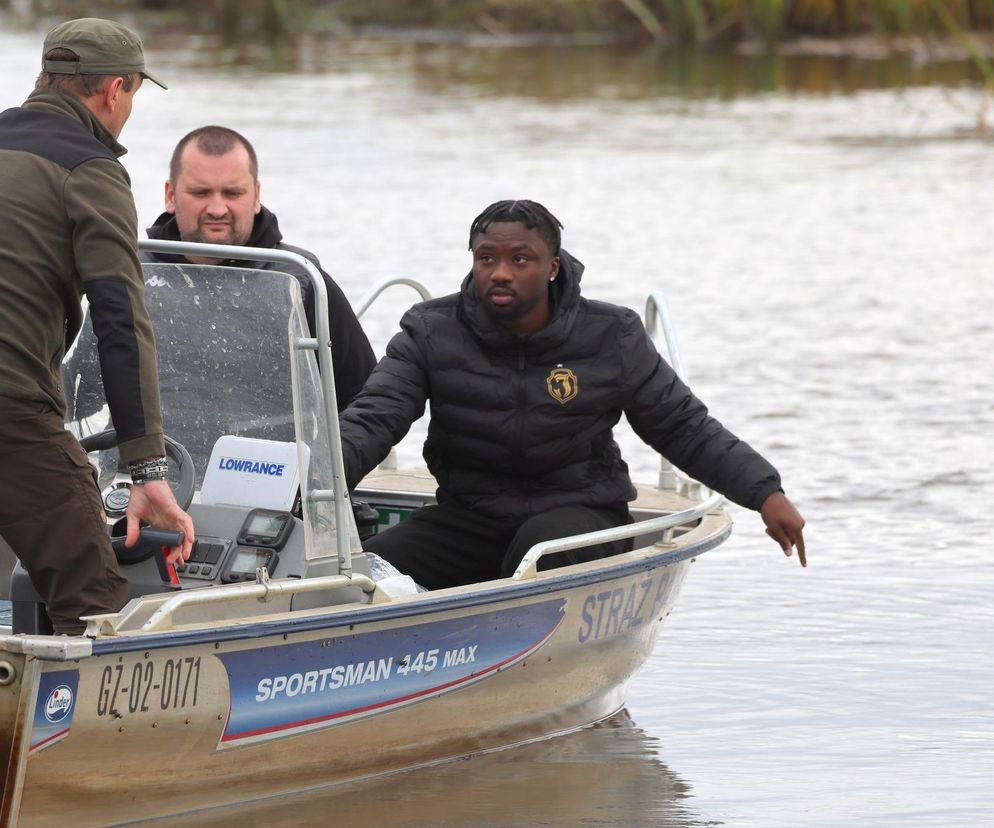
[8,498,379,635]
[1,260,380,634]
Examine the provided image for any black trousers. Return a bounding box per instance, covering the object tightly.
[364,499,633,591]
[0,395,129,634]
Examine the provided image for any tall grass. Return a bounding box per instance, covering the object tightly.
[5,0,994,45]
[622,0,994,44]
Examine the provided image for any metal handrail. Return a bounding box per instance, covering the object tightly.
[139,240,354,573]
[139,573,381,633]
[644,291,688,384]
[512,492,724,580]
[354,276,433,319]
[644,291,695,492]
[353,275,432,474]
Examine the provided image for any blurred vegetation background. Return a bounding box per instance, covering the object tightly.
[3,0,993,47]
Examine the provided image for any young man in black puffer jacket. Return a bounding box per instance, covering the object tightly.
[339,200,806,590]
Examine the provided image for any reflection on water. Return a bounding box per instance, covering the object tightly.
[153,711,714,828]
[154,34,991,100]
[390,44,992,101]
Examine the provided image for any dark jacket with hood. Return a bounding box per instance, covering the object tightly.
[0,89,164,464]
[143,206,376,409]
[339,249,781,521]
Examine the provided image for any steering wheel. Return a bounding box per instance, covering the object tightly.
[79,429,195,564]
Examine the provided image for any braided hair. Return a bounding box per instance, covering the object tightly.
[468,200,564,254]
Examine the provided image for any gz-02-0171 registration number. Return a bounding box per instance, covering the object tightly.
[96,655,202,716]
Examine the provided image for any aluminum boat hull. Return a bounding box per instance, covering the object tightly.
[0,491,728,826]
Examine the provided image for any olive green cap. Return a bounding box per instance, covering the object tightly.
[42,18,167,90]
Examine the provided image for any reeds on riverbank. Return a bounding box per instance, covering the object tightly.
[5,0,994,46]
[656,0,994,44]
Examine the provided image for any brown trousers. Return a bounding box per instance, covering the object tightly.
[0,395,129,634]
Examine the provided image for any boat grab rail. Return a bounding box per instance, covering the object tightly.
[354,276,433,319]
[512,492,724,580]
[644,291,688,385]
[352,275,433,472]
[139,493,722,631]
[137,572,382,633]
[644,291,697,493]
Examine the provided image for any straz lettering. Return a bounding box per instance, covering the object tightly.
[649,571,675,618]
[96,656,201,716]
[217,456,286,477]
[578,576,664,643]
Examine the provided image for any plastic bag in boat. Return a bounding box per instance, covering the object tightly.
[366,552,424,596]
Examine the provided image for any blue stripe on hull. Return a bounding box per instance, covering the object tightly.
[217,600,565,748]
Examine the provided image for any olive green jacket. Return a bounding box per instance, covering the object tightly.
[0,89,163,463]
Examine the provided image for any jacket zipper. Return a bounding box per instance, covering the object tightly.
[514,340,529,513]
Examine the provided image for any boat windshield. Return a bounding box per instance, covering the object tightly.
[63,263,358,560]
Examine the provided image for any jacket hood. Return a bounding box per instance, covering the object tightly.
[145,204,283,264]
[459,247,585,351]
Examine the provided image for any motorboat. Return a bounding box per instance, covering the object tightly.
[0,242,730,826]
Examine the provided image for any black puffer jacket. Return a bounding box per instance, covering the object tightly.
[340,250,781,520]
[144,207,376,408]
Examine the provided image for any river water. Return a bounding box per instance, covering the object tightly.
[2,19,993,827]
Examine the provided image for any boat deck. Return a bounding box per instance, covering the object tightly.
[357,467,700,513]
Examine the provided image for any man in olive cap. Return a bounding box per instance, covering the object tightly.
[0,19,194,634]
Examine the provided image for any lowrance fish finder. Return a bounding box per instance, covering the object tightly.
[237,509,294,550]
[219,509,293,583]
[220,545,279,584]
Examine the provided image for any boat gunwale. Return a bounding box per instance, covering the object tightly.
[2,517,729,661]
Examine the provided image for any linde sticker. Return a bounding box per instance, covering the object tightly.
[31,669,80,753]
[44,685,73,722]
[215,600,564,749]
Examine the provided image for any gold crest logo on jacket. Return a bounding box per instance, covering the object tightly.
[546,365,579,404]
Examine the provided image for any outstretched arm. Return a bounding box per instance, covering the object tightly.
[759,491,806,567]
